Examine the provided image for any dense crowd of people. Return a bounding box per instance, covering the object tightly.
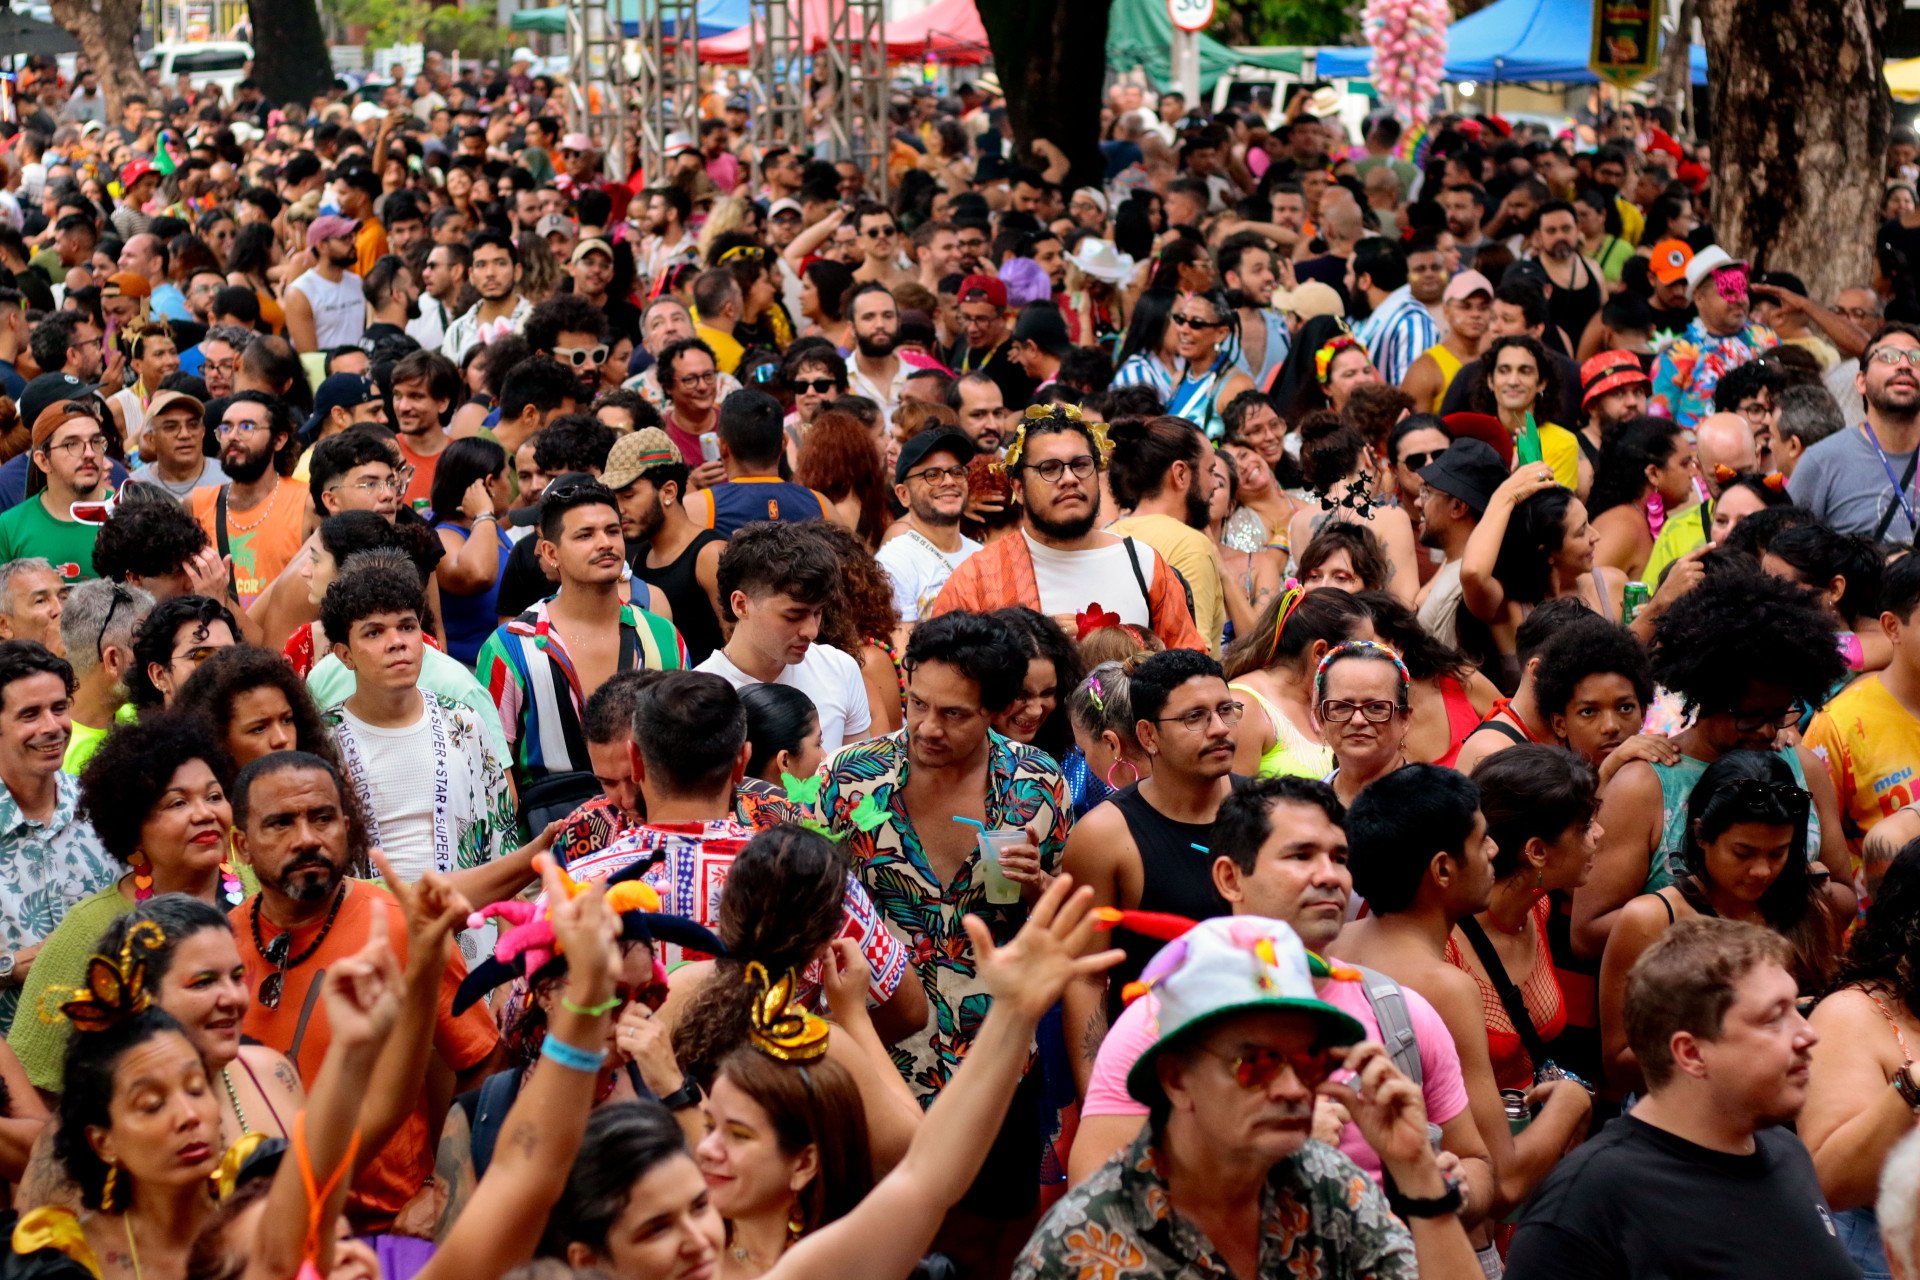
[0,44,1919,1280]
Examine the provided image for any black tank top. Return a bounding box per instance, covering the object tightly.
[1104,779,1239,1024]
[634,529,726,665]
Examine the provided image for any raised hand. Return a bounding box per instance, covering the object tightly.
[820,937,871,1025]
[539,854,619,1001]
[1316,1042,1433,1177]
[321,916,403,1049]
[372,847,472,964]
[963,876,1122,1024]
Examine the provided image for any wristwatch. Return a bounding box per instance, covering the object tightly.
[1384,1175,1465,1221]
[0,953,17,983]
[657,1078,702,1112]
[1893,1063,1920,1111]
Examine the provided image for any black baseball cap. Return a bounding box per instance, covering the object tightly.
[19,373,98,444]
[1418,438,1508,516]
[894,426,978,485]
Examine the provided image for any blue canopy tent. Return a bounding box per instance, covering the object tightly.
[1316,0,1706,84]
[507,0,748,38]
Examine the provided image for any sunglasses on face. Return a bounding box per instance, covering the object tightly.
[553,344,610,368]
[1170,313,1223,328]
[1400,447,1447,471]
[1200,1043,1339,1091]
[791,377,838,394]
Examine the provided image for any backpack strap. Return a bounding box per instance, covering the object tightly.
[1120,536,1154,618]
[214,485,237,597]
[1355,964,1423,1088]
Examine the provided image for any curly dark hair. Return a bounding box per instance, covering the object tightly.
[671,825,850,1086]
[1530,613,1654,721]
[319,556,427,646]
[1833,839,1920,1010]
[1586,416,1685,521]
[1469,334,1562,424]
[1650,560,1847,714]
[126,596,238,711]
[78,711,233,863]
[90,485,211,582]
[795,411,892,549]
[809,522,901,653]
[524,292,609,353]
[176,645,335,767]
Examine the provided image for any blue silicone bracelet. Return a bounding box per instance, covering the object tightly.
[541,1036,608,1073]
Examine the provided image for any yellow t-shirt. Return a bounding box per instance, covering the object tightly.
[1537,422,1581,492]
[1641,501,1710,588]
[694,323,745,375]
[1108,513,1225,657]
[1805,674,1920,874]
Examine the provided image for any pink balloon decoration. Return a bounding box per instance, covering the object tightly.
[1363,0,1450,125]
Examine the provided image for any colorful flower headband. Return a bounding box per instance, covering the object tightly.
[1314,335,1365,384]
[745,961,830,1062]
[995,402,1113,476]
[1312,639,1412,706]
[1263,578,1311,666]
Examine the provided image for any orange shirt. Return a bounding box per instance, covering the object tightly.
[232,881,499,1229]
[355,219,390,278]
[396,435,446,512]
[189,477,310,608]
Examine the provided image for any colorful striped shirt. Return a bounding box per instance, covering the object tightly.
[475,596,687,788]
[1355,284,1440,387]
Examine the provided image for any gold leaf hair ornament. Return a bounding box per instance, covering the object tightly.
[744,961,831,1062]
[54,920,166,1032]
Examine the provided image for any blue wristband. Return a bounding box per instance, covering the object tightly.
[541,1036,608,1073]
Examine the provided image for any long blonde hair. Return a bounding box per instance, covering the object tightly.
[698,196,755,263]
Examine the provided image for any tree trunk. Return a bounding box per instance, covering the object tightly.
[1654,0,1694,125]
[47,0,143,121]
[975,0,1112,194]
[1698,0,1888,303]
[247,0,333,107]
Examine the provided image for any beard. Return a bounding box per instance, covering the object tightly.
[909,491,961,528]
[223,439,276,483]
[1025,499,1098,542]
[1184,485,1211,531]
[273,850,344,903]
[1545,240,1575,261]
[856,330,897,359]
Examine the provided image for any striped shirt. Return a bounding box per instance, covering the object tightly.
[1356,285,1440,387]
[475,597,687,788]
[1111,351,1179,402]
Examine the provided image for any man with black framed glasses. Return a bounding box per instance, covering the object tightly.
[877,426,980,637]
[1791,322,1920,542]
[932,406,1205,651]
[0,402,117,583]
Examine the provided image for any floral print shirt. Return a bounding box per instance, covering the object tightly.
[0,772,114,1032]
[810,729,1069,1103]
[1649,318,1778,430]
[1014,1130,1417,1280]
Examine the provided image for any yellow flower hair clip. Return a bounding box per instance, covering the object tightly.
[744,961,831,1062]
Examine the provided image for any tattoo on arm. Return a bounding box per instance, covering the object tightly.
[433,1104,477,1238]
[1080,1001,1110,1067]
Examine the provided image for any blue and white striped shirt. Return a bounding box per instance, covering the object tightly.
[1356,285,1440,388]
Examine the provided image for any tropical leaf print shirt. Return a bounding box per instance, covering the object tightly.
[1014,1130,1417,1280]
[811,728,1069,1103]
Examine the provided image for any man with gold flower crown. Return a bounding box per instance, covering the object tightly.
[928,404,1207,652]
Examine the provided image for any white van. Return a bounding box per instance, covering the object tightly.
[140,41,254,95]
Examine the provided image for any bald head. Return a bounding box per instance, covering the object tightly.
[1695,411,1759,485]
[1322,196,1366,244]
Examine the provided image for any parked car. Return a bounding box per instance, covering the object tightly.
[140,41,254,95]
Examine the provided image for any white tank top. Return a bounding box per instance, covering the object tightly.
[289,268,367,349]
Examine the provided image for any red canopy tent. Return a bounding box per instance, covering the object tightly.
[696,0,987,65]
[882,0,988,63]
